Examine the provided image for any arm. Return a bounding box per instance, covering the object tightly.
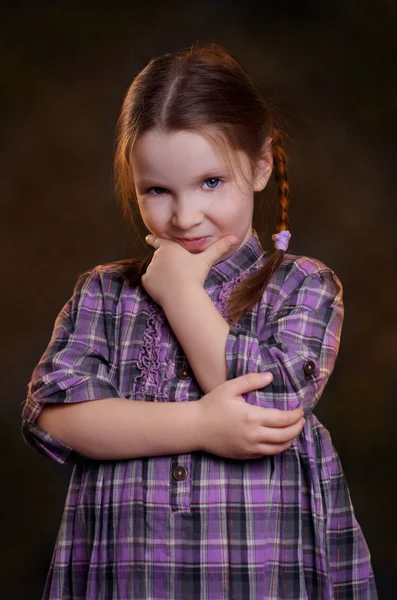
[225,267,344,413]
[164,266,344,412]
[162,285,229,394]
[22,268,218,463]
[37,397,202,460]
[23,260,308,463]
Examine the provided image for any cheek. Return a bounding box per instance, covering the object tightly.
[138,200,169,230]
[234,189,254,219]
[210,191,252,225]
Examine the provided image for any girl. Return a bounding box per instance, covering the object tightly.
[22,43,377,599]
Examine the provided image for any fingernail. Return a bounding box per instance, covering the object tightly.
[261,373,272,383]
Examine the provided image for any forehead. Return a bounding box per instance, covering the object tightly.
[130,127,249,182]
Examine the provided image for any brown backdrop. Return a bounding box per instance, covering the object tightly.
[2,1,396,598]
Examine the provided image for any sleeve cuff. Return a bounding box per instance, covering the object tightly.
[22,377,123,465]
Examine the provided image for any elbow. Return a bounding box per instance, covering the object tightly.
[36,404,67,437]
[36,405,53,432]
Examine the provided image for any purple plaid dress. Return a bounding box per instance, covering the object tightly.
[22,231,377,599]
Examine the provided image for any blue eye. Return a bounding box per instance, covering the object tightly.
[146,177,222,195]
[204,177,222,189]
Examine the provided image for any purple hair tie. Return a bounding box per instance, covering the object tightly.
[272,230,291,252]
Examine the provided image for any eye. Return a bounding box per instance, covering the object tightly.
[204,177,222,190]
[147,186,168,195]
[145,177,223,195]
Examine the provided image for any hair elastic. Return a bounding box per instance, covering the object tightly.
[272,230,291,252]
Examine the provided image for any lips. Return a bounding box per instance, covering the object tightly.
[175,236,211,250]
[176,236,208,240]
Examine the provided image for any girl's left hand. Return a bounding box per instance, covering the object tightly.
[141,234,239,307]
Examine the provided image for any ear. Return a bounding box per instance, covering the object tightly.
[253,136,273,192]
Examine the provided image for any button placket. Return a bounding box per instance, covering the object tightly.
[172,464,188,481]
[169,354,193,512]
[170,456,192,513]
[303,360,316,376]
[176,359,192,380]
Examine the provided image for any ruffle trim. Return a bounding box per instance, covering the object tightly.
[218,270,253,327]
[135,302,165,390]
[135,270,254,389]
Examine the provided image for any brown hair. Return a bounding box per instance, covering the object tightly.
[113,42,290,325]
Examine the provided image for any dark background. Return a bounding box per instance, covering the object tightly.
[2,1,396,598]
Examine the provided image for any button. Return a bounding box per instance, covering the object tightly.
[303,360,316,375]
[176,364,192,380]
[172,465,188,481]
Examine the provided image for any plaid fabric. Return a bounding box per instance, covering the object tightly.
[22,231,378,599]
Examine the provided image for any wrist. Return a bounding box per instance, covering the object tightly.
[186,399,206,453]
[162,284,204,313]
[193,396,210,454]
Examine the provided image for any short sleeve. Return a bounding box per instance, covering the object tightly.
[21,267,122,465]
[225,268,344,413]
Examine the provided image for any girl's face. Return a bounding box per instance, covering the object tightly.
[131,127,272,256]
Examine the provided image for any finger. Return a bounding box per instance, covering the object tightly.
[257,407,304,428]
[145,234,156,246]
[228,372,274,394]
[242,404,303,428]
[145,234,165,248]
[259,418,305,444]
[201,235,238,266]
[256,439,295,456]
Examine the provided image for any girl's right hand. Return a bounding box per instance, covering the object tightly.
[197,372,305,460]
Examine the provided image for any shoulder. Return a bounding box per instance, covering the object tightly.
[262,252,343,313]
[270,252,342,288]
[72,258,139,302]
[272,251,340,279]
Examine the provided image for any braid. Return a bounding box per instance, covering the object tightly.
[272,127,290,234]
[224,125,291,326]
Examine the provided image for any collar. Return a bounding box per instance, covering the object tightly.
[204,229,267,289]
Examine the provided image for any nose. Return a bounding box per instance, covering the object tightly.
[171,198,204,230]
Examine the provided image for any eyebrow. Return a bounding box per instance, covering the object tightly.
[136,170,227,190]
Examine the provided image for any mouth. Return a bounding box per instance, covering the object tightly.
[174,236,210,250]
[176,236,207,241]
